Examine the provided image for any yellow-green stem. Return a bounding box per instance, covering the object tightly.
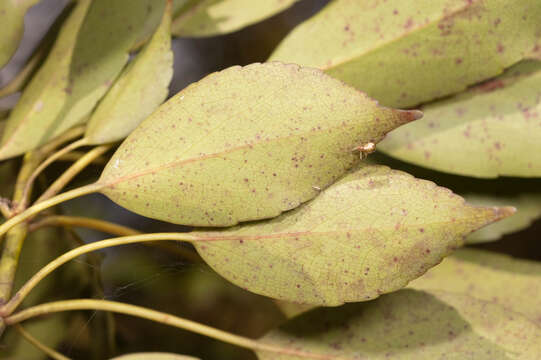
[14,324,71,360]
[0,152,43,336]
[36,144,111,204]
[58,151,107,165]
[0,183,104,240]
[0,233,199,315]
[30,215,141,236]
[0,225,28,304]
[0,151,44,304]
[17,138,88,211]
[5,299,332,359]
[29,215,202,262]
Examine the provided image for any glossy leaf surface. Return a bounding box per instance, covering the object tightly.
[0,0,39,68]
[258,289,541,359]
[379,60,541,177]
[193,165,511,305]
[171,0,298,37]
[99,62,420,226]
[410,248,541,326]
[270,0,541,108]
[84,0,174,145]
[0,0,165,160]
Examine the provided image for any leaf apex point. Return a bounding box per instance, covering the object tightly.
[494,206,517,220]
[396,109,423,125]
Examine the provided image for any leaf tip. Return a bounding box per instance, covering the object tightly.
[492,206,517,221]
[399,109,423,123]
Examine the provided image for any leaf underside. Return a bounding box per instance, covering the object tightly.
[99,62,419,227]
[379,60,541,178]
[258,289,541,359]
[0,0,165,160]
[270,0,541,108]
[193,165,510,305]
[84,0,174,145]
[171,0,298,37]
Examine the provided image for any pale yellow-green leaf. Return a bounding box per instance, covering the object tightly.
[409,248,541,327]
[84,0,174,145]
[98,62,421,227]
[269,0,541,108]
[193,165,511,305]
[0,0,165,160]
[111,353,199,360]
[380,60,541,177]
[258,289,541,359]
[0,0,40,68]
[463,193,541,243]
[362,154,541,244]
[171,0,298,37]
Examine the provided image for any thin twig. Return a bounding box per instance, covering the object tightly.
[0,233,199,315]
[5,299,333,359]
[13,324,71,360]
[17,137,88,212]
[0,183,104,240]
[36,144,111,203]
[29,215,202,262]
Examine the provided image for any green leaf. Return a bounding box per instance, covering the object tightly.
[192,165,511,305]
[111,353,199,360]
[379,60,541,178]
[0,0,39,68]
[364,153,541,244]
[409,248,541,327]
[84,0,174,145]
[258,289,541,359]
[171,0,298,37]
[462,192,541,243]
[269,0,541,108]
[0,0,165,160]
[98,62,421,227]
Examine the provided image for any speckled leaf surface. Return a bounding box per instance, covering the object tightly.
[0,0,39,68]
[84,0,173,145]
[361,154,541,244]
[0,0,165,160]
[269,0,541,108]
[380,60,541,177]
[111,353,199,360]
[463,192,541,243]
[193,165,511,305]
[98,62,420,227]
[171,0,298,37]
[409,248,541,327]
[258,289,541,360]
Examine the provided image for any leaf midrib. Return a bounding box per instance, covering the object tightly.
[99,116,382,188]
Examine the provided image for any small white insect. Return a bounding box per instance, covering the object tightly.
[353,142,376,159]
[113,159,121,169]
[312,186,321,191]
